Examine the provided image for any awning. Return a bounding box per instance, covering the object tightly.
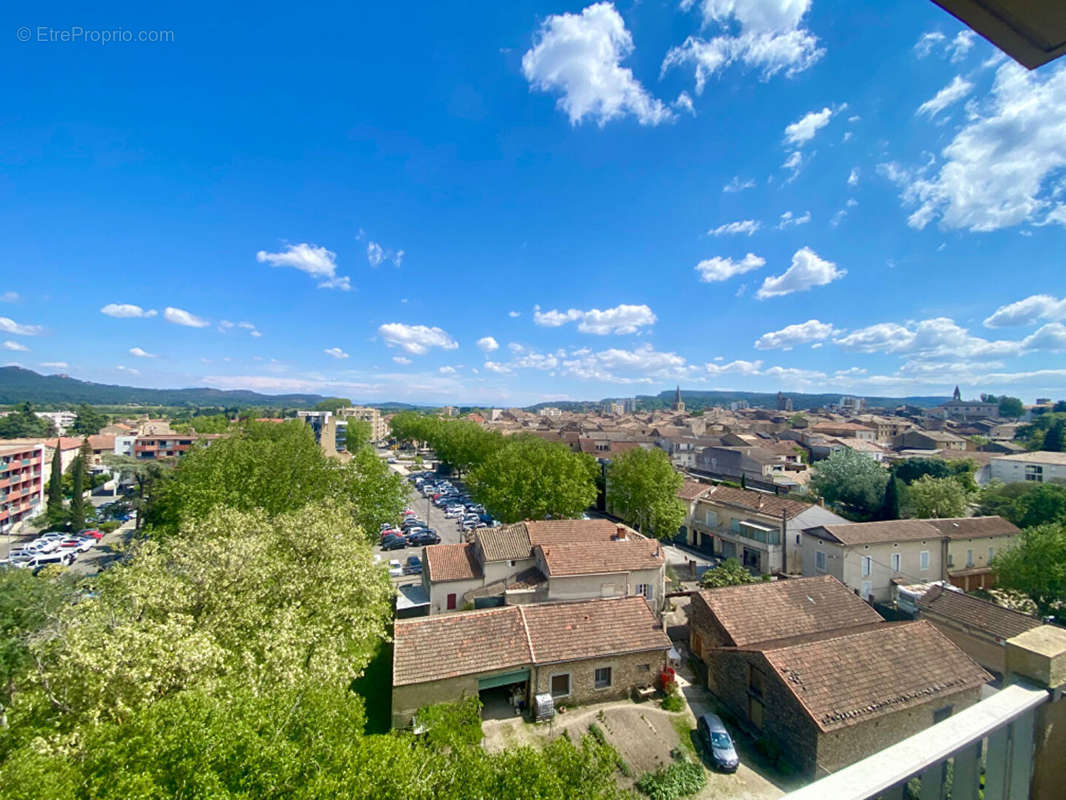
[477,669,531,690]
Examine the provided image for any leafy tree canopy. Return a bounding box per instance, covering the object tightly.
[903,474,970,519]
[607,448,684,538]
[977,481,1066,529]
[698,558,760,588]
[70,403,107,436]
[993,523,1066,619]
[0,402,56,439]
[810,449,889,520]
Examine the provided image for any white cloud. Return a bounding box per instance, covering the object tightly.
[949,31,975,62]
[100,303,157,319]
[128,347,157,358]
[439,366,457,375]
[0,292,17,303]
[914,30,975,62]
[984,295,1066,328]
[163,307,210,328]
[1021,323,1066,352]
[777,210,811,229]
[781,150,804,180]
[694,253,766,283]
[704,359,764,376]
[476,336,500,353]
[508,310,521,318]
[366,241,384,267]
[257,243,351,290]
[723,176,755,193]
[522,3,674,127]
[888,62,1066,231]
[0,317,43,336]
[673,91,696,115]
[756,247,845,299]
[847,167,859,187]
[708,219,761,236]
[914,31,945,58]
[663,0,823,92]
[532,303,657,335]
[392,356,412,365]
[916,75,973,118]
[561,343,687,383]
[323,347,349,359]
[484,361,512,374]
[784,106,832,146]
[754,319,840,350]
[834,317,1028,360]
[2,340,29,352]
[40,361,67,368]
[115,365,140,375]
[378,323,459,355]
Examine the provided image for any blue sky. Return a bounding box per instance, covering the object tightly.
[2,1,1065,405]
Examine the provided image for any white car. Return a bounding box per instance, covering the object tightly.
[388,559,404,578]
[30,539,59,553]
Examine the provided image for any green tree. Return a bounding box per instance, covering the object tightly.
[45,445,64,519]
[470,436,598,523]
[607,448,685,538]
[904,474,970,518]
[102,454,173,530]
[70,404,107,436]
[1054,401,1066,413]
[892,457,951,484]
[998,396,1024,419]
[993,523,1066,618]
[810,449,889,520]
[68,455,86,531]
[879,476,902,521]
[0,403,55,439]
[699,558,759,588]
[1043,419,1066,452]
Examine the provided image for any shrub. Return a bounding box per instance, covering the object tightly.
[98,521,121,533]
[661,692,684,713]
[635,760,706,800]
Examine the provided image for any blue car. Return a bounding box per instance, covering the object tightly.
[405,556,423,575]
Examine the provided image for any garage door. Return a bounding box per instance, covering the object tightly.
[477,669,530,690]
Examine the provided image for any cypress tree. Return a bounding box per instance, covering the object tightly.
[70,455,86,532]
[47,444,64,514]
[879,477,901,521]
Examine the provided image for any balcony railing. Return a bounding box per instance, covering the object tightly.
[692,520,781,547]
[781,682,1048,800]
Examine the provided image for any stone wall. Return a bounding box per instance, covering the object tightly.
[391,673,482,729]
[532,649,666,707]
[920,614,1006,675]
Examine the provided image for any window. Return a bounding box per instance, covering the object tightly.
[948,552,954,568]
[635,583,652,600]
[446,593,457,611]
[1025,465,1044,483]
[748,666,764,698]
[891,553,901,573]
[704,510,718,527]
[815,551,827,572]
[748,696,764,729]
[594,667,612,689]
[933,706,953,724]
[731,519,740,533]
[550,673,571,698]
[796,534,801,545]
[966,549,974,567]
[920,550,930,571]
[638,664,650,672]
[988,546,996,562]
[861,556,871,577]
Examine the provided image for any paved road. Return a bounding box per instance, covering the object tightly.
[70,517,137,575]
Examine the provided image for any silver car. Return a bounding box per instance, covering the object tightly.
[697,713,739,772]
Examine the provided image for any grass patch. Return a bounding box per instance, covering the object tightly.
[635,759,706,800]
[661,692,684,713]
[351,639,393,734]
[671,716,697,757]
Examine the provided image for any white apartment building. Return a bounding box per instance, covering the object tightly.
[989,451,1066,484]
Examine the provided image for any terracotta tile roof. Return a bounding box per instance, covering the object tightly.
[922,516,1021,540]
[520,597,671,664]
[677,480,711,501]
[475,519,634,562]
[696,576,883,647]
[392,597,670,685]
[698,484,811,521]
[537,538,664,577]
[806,519,940,546]
[755,620,991,732]
[424,543,483,582]
[393,606,530,686]
[87,434,114,449]
[918,585,1042,640]
[475,524,533,562]
[506,567,547,590]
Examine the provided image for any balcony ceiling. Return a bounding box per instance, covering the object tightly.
[932,0,1066,68]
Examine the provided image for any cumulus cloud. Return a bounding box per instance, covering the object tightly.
[508,310,521,318]
[0,317,43,336]
[163,307,210,328]
[915,30,975,62]
[777,210,811,229]
[708,219,761,236]
[694,253,766,283]
[257,243,351,290]
[916,75,973,118]
[847,167,859,187]
[663,0,824,92]
[984,295,1066,328]
[532,303,657,335]
[834,316,1030,360]
[784,106,832,146]
[439,366,457,375]
[378,323,458,355]
[781,150,804,180]
[392,356,413,365]
[323,347,349,359]
[755,247,845,299]
[704,359,764,376]
[522,3,673,126]
[914,31,945,58]
[723,176,755,193]
[1021,323,1066,352]
[3,340,29,352]
[101,303,157,319]
[40,361,67,368]
[483,361,512,374]
[129,347,158,358]
[476,336,500,353]
[885,62,1066,232]
[754,319,840,350]
[0,292,17,303]
[115,365,140,375]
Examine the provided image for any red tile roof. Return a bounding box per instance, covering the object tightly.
[922,516,1021,540]
[537,538,664,577]
[755,621,991,732]
[918,585,1042,640]
[695,575,883,647]
[698,484,811,521]
[521,597,670,663]
[677,480,711,501]
[423,543,482,582]
[475,519,635,562]
[805,519,940,546]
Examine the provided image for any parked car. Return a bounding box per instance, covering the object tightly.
[79,529,104,540]
[27,552,76,572]
[405,555,422,575]
[381,533,408,551]
[60,537,95,552]
[407,530,440,546]
[387,559,404,578]
[696,713,739,773]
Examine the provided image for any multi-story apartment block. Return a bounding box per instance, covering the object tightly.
[35,410,76,434]
[296,411,346,456]
[989,451,1066,485]
[338,406,388,444]
[133,433,222,460]
[0,442,45,533]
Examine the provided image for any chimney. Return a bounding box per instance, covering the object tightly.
[614,525,629,541]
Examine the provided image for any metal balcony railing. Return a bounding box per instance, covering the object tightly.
[781,682,1048,800]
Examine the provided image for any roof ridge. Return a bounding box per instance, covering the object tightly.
[517,605,536,662]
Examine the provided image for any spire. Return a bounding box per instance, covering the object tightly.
[675,385,682,403]
[953,385,961,401]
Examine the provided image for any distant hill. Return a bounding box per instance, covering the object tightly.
[640,389,950,411]
[0,367,327,408]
